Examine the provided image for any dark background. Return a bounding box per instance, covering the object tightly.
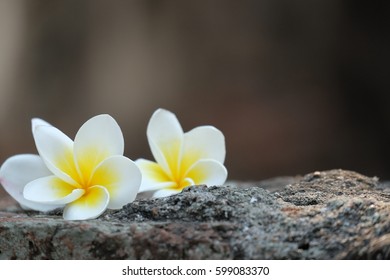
[1,0,389,189]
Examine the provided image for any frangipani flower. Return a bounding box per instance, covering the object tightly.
[0,115,141,220]
[136,108,227,198]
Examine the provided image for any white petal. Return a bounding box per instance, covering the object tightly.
[180,177,195,188]
[63,185,109,220]
[33,125,80,186]
[74,114,124,185]
[24,176,84,204]
[184,159,228,186]
[153,188,181,198]
[147,109,184,178]
[182,126,226,172]
[31,118,52,133]
[0,154,59,211]
[135,158,176,192]
[89,156,141,209]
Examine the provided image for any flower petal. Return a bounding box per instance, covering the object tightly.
[24,176,84,204]
[184,159,228,186]
[31,118,52,133]
[0,154,59,211]
[153,188,181,198]
[33,125,80,186]
[74,114,124,185]
[180,177,195,189]
[89,155,141,209]
[135,158,175,192]
[181,126,226,173]
[63,185,109,220]
[147,109,183,179]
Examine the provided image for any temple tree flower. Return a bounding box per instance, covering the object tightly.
[0,115,141,220]
[136,108,227,198]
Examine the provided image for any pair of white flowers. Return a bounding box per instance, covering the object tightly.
[0,109,227,220]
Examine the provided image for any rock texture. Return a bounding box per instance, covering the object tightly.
[1,169,390,259]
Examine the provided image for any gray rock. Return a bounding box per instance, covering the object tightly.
[1,169,390,259]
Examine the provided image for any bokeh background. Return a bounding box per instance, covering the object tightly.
[1,0,389,192]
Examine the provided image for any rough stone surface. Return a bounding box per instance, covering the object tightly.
[1,169,390,259]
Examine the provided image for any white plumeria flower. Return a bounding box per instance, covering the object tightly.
[136,108,228,198]
[0,115,141,220]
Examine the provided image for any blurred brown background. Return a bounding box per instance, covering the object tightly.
[1,0,389,187]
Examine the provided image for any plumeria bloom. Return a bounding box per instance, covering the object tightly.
[136,108,227,198]
[0,115,141,220]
